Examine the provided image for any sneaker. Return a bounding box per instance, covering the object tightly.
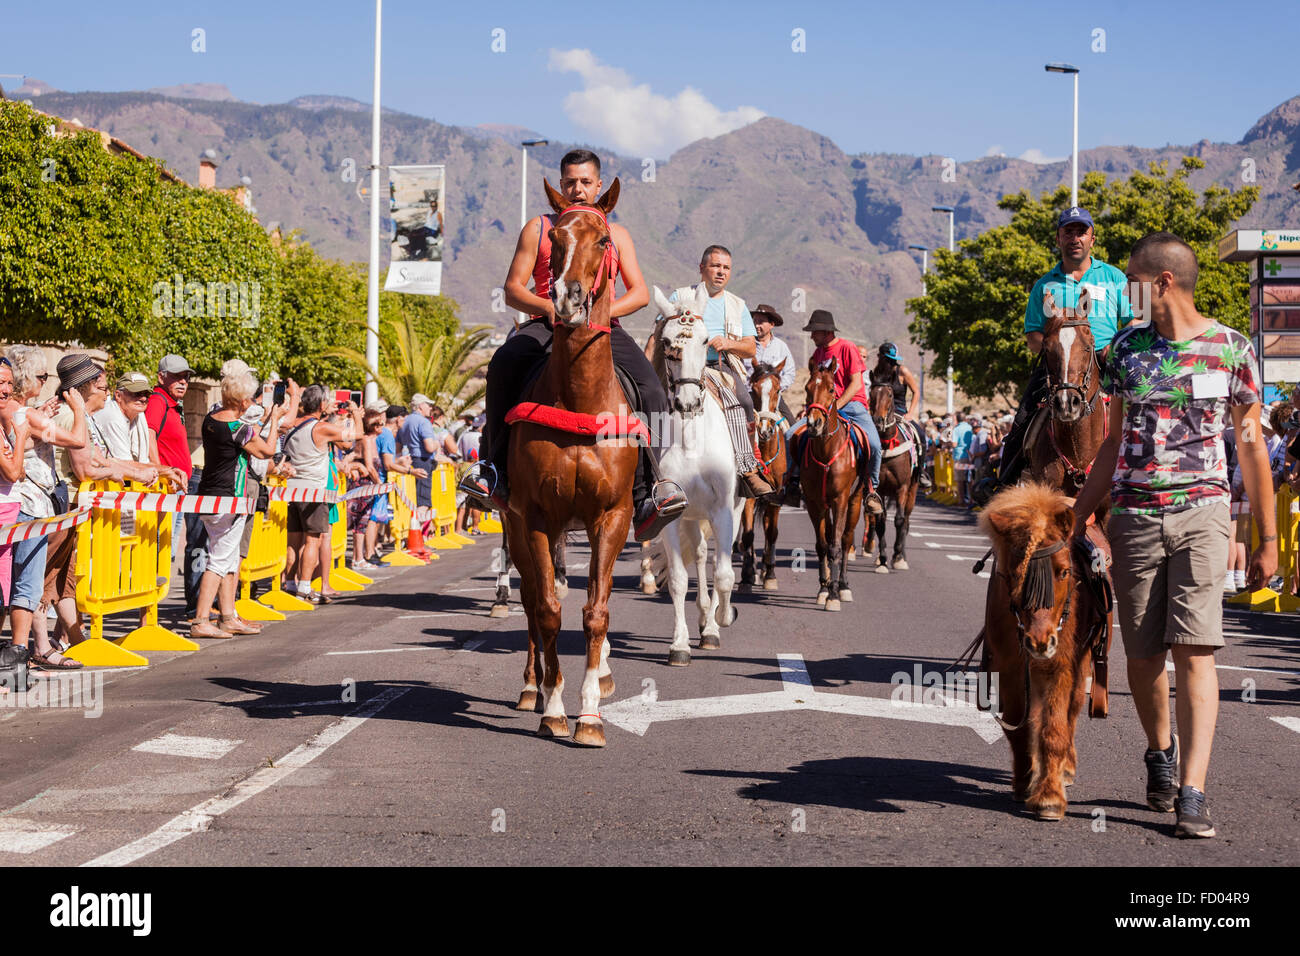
[1144,735,1179,812]
[1174,785,1215,838]
[1223,570,1236,593]
[633,482,688,543]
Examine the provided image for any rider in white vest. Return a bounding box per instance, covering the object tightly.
[655,245,776,499]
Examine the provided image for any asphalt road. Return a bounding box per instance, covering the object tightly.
[1,499,1297,867]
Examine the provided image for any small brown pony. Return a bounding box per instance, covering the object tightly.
[865,381,921,573]
[801,359,863,611]
[739,360,788,592]
[979,483,1112,820]
[1029,289,1109,518]
[506,178,638,748]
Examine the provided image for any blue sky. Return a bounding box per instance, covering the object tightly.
[2,0,1295,161]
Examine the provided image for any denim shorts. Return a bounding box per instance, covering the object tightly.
[9,510,50,612]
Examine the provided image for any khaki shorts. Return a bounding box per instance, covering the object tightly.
[1110,503,1230,659]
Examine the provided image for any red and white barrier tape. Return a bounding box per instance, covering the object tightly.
[76,490,255,515]
[0,507,93,546]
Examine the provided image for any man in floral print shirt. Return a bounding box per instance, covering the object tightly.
[1073,232,1276,840]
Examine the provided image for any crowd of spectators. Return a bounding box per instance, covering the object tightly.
[0,348,487,684]
[922,407,1012,508]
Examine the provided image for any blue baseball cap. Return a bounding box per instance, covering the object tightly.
[1057,206,1094,229]
[879,342,900,361]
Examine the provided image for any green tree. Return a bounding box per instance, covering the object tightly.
[907,158,1258,403]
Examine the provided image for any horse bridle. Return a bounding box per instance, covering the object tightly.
[660,314,710,413]
[1043,319,1099,417]
[869,382,899,435]
[551,204,615,333]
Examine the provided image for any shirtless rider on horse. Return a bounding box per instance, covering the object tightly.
[460,149,688,542]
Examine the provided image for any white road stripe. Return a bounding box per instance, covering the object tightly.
[1272,716,1300,735]
[325,647,437,656]
[925,542,988,550]
[82,687,408,868]
[462,639,485,652]
[1165,660,1300,677]
[0,818,79,854]
[132,734,242,760]
[912,531,986,541]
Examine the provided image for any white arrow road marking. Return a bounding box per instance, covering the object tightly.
[599,654,1001,743]
[1272,717,1300,735]
[82,687,409,867]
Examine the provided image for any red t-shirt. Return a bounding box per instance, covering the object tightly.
[145,386,193,479]
[811,338,867,405]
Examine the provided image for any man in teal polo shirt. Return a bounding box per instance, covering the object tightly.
[998,206,1134,485]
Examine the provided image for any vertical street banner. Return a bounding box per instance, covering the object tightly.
[384,164,445,295]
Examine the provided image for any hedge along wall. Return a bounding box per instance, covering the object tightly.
[0,99,283,379]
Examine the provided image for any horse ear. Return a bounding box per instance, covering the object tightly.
[596,177,621,215]
[692,284,710,315]
[773,357,787,375]
[652,285,677,320]
[828,356,838,374]
[543,178,568,214]
[982,507,1019,541]
[1076,286,1092,319]
[1043,290,1059,322]
[1053,501,1076,541]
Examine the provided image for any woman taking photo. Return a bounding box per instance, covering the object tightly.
[191,370,291,639]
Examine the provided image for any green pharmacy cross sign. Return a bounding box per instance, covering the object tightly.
[1219,229,1300,392]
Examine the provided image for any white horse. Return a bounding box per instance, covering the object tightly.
[650,286,744,667]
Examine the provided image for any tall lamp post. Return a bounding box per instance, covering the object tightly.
[908,243,928,411]
[518,139,549,326]
[932,205,956,414]
[1044,62,1080,208]
[363,0,383,405]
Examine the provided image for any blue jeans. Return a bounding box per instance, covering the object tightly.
[785,400,882,488]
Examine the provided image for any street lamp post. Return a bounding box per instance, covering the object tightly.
[518,139,549,327]
[908,243,928,411]
[363,0,383,406]
[932,205,956,414]
[1045,63,1080,208]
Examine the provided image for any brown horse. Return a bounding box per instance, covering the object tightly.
[865,381,921,573]
[506,178,638,748]
[1028,289,1109,517]
[801,360,863,611]
[979,483,1112,820]
[739,360,788,592]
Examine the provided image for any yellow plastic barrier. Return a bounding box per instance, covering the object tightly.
[426,462,474,550]
[382,472,432,565]
[1229,485,1300,612]
[477,512,503,534]
[237,474,309,619]
[313,474,373,591]
[929,448,958,505]
[68,479,197,667]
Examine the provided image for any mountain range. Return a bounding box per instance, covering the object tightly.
[9,78,1300,371]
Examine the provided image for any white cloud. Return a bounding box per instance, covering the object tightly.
[984,145,1007,158]
[1018,148,1067,165]
[548,49,765,158]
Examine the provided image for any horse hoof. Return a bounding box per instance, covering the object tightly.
[891,558,909,571]
[572,720,606,748]
[817,591,828,606]
[699,632,721,650]
[599,675,616,699]
[537,715,570,738]
[668,648,692,667]
[554,581,569,600]
[874,564,890,575]
[490,603,510,619]
[641,579,657,595]
[515,690,539,712]
[839,588,852,603]
[845,549,856,563]
[1030,802,1066,821]
[763,578,779,591]
[738,581,752,594]
[825,599,841,612]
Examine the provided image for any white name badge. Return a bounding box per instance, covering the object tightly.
[1191,371,1230,400]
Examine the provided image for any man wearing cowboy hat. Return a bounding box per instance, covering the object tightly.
[781,310,884,514]
[660,245,775,498]
[745,303,797,422]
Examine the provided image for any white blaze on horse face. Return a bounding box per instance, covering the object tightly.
[1057,324,1076,378]
[551,220,583,321]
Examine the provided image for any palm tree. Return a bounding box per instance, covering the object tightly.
[330,314,491,412]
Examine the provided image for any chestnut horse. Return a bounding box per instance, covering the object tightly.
[506,178,637,748]
[739,360,788,592]
[979,483,1111,820]
[801,360,863,611]
[865,381,921,574]
[1029,289,1108,518]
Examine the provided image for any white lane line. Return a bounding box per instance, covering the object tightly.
[448,587,495,593]
[325,647,437,656]
[396,609,522,620]
[1272,717,1300,735]
[1164,660,1300,677]
[925,542,988,550]
[82,687,409,868]
[132,734,242,760]
[947,555,981,562]
[0,818,79,854]
[462,639,485,652]
[912,531,986,541]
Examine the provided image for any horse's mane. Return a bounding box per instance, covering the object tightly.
[979,483,1071,591]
